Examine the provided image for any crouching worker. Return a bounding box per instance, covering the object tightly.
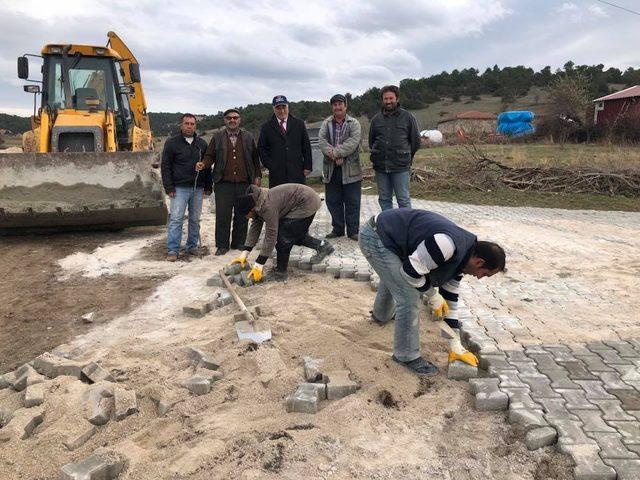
[359,208,506,377]
[230,184,335,282]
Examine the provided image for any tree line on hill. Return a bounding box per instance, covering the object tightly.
[1,61,639,137]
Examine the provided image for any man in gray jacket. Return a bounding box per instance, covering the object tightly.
[318,94,362,240]
[230,184,334,281]
[368,85,420,210]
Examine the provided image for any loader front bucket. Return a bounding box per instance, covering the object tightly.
[0,152,167,235]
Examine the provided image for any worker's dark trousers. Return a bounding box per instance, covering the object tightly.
[325,167,361,236]
[275,215,321,271]
[214,181,250,249]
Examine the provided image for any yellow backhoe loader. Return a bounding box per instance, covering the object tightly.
[0,31,167,234]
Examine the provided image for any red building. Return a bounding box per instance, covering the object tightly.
[593,85,640,127]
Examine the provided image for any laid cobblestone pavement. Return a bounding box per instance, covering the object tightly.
[282,194,640,480]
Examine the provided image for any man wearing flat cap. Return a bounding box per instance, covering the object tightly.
[318,94,363,241]
[197,108,262,256]
[258,95,312,188]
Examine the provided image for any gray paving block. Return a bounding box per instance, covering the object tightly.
[561,443,616,480]
[61,449,128,480]
[509,361,543,377]
[526,426,557,450]
[609,421,640,445]
[587,341,613,351]
[570,409,617,433]
[479,354,512,372]
[597,372,636,390]
[355,271,371,282]
[0,371,16,390]
[217,290,233,306]
[560,361,599,380]
[13,364,45,392]
[447,361,478,380]
[0,407,44,441]
[183,301,209,318]
[603,459,640,479]
[570,344,596,356]
[63,423,97,451]
[32,352,85,379]
[539,368,581,389]
[577,381,617,400]
[592,399,637,421]
[240,270,254,287]
[497,370,528,389]
[285,385,318,414]
[339,268,356,279]
[608,389,640,410]
[468,377,500,395]
[86,384,114,426]
[81,362,115,384]
[206,273,224,287]
[311,263,327,273]
[326,370,357,400]
[183,376,211,396]
[326,266,341,278]
[223,264,243,276]
[552,419,599,449]
[476,390,509,411]
[537,397,579,421]
[509,393,542,410]
[558,389,599,410]
[520,376,561,399]
[232,273,243,285]
[24,383,45,408]
[506,350,531,362]
[587,432,639,460]
[508,408,548,431]
[114,387,138,421]
[605,340,640,358]
[529,353,562,370]
[298,259,312,270]
[303,356,325,382]
[595,350,633,365]
[299,382,327,401]
[576,355,616,372]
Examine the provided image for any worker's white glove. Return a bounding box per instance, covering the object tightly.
[448,328,478,367]
[230,250,250,268]
[426,290,449,320]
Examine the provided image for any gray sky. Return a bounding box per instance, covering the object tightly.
[0,0,638,115]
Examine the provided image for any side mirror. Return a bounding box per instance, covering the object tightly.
[129,63,141,83]
[23,85,40,94]
[17,56,29,79]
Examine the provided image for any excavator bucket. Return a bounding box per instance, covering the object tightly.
[0,151,167,234]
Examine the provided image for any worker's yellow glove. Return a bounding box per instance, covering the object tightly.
[230,250,249,268]
[427,291,449,320]
[448,329,478,367]
[248,263,264,283]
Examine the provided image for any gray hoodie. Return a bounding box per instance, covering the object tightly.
[245,183,322,258]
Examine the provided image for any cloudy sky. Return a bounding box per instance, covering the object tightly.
[0,0,638,115]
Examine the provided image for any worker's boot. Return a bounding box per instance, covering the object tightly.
[310,240,334,264]
[448,329,478,367]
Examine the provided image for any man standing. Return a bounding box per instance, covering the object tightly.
[368,85,420,210]
[231,184,334,282]
[318,94,362,241]
[258,95,312,188]
[196,109,261,256]
[161,113,211,261]
[359,208,506,376]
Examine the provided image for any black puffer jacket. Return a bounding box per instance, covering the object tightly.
[161,133,212,194]
[368,106,420,173]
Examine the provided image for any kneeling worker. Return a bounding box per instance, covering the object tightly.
[359,208,506,376]
[231,184,335,281]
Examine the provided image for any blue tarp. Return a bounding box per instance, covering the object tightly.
[497,110,535,137]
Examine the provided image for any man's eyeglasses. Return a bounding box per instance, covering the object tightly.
[225,116,240,121]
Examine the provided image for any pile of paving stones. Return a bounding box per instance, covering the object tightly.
[181,347,223,395]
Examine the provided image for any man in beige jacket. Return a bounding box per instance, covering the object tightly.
[231,184,334,281]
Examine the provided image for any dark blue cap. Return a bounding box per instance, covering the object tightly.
[272,95,289,106]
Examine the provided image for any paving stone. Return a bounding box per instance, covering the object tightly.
[608,421,640,444]
[560,361,599,380]
[593,400,637,421]
[339,268,356,279]
[509,361,543,377]
[299,382,327,401]
[595,350,633,365]
[285,385,318,414]
[63,423,97,451]
[551,419,598,449]
[0,407,44,441]
[577,381,617,400]
[608,389,640,410]
[596,372,635,390]
[528,353,562,370]
[24,383,45,408]
[232,273,243,285]
[478,354,511,372]
[303,356,325,382]
[253,305,274,317]
[561,443,616,480]
[520,376,561,399]
[223,264,243,276]
[0,371,16,390]
[288,255,301,268]
[539,368,581,389]
[240,270,254,287]
[325,370,358,400]
[217,290,233,307]
[586,432,639,460]
[587,341,614,351]
[576,355,616,372]
[61,449,128,480]
[614,365,640,382]
[183,376,211,396]
[87,384,114,426]
[468,377,500,395]
[370,278,379,291]
[497,370,528,389]
[114,387,138,421]
[183,301,209,318]
[602,459,640,480]
[505,350,531,362]
[81,362,115,384]
[558,389,599,410]
[206,273,224,287]
[569,409,617,433]
[525,426,557,450]
[355,271,371,282]
[311,263,326,273]
[508,408,548,431]
[13,364,45,392]
[537,397,579,421]
[447,361,478,380]
[326,266,341,278]
[298,259,312,270]
[509,393,542,410]
[32,352,85,379]
[570,344,597,356]
[476,390,509,411]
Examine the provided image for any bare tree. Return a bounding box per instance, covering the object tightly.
[546,73,590,146]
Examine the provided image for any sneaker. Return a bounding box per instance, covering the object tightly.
[392,356,439,377]
[187,247,200,256]
[348,233,359,241]
[310,241,335,264]
[167,252,178,262]
[369,310,395,325]
[215,247,229,256]
[325,231,343,239]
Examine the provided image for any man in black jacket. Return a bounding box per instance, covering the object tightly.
[258,95,312,188]
[368,85,420,210]
[161,114,212,261]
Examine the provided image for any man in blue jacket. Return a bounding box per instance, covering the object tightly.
[359,208,506,376]
[161,114,211,261]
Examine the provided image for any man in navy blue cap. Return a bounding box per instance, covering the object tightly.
[258,95,312,188]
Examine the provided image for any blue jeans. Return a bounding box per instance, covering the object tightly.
[359,221,420,362]
[375,170,411,210]
[167,186,203,254]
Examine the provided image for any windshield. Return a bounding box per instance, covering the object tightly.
[45,55,118,111]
